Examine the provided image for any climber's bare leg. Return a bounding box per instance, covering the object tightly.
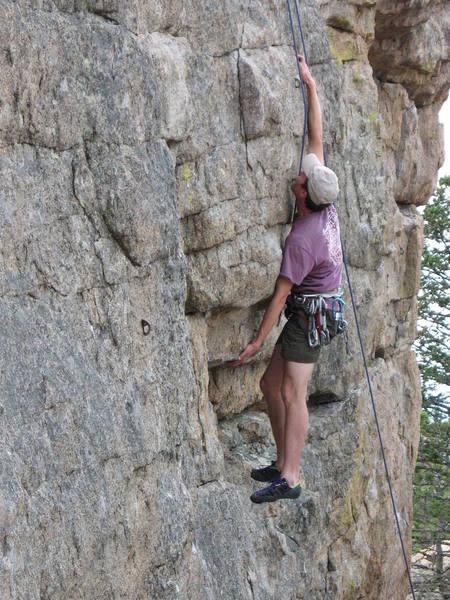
[259,344,286,468]
[280,361,315,486]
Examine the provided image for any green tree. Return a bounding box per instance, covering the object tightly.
[412,177,450,597]
[416,176,450,416]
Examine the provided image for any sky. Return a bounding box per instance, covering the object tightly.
[438,95,450,177]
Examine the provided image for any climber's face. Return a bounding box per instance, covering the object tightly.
[291,173,308,201]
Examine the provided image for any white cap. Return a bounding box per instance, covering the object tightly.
[302,153,339,206]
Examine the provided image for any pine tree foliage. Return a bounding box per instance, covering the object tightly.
[416,176,450,417]
[412,177,450,597]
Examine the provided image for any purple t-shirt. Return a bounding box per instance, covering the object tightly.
[280,204,342,293]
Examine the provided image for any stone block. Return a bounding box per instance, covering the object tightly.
[0,4,160,148]
[239,47,304,140]
[186,225,283,312]
[138,32,193,142]
[86,139,178,267]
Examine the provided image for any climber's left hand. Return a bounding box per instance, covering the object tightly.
[229,339,261,367]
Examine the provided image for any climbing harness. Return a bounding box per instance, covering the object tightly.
[285,290,349,351]
[285,2,417,598]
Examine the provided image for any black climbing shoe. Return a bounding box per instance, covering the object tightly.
[250,476,301,504]
[250,460,281,482]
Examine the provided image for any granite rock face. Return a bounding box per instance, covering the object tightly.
[0,1,448,599]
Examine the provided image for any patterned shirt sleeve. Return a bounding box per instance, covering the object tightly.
[279,241,315,285]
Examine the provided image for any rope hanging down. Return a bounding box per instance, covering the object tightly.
[285,2,417,598]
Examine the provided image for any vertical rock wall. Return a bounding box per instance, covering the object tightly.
[0,1,448,598]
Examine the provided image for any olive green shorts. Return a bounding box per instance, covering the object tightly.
[275,310,338,364]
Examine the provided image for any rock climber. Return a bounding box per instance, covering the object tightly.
[232,55,344,504]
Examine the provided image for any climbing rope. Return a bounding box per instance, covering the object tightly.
[285,2,417,598]
[286,0,309,223]
[286,0,308,176]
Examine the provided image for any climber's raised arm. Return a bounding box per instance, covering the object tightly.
[298,55,324,165]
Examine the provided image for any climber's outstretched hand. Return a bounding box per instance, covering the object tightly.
[297,54,314,86]
[229,339,261,368]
